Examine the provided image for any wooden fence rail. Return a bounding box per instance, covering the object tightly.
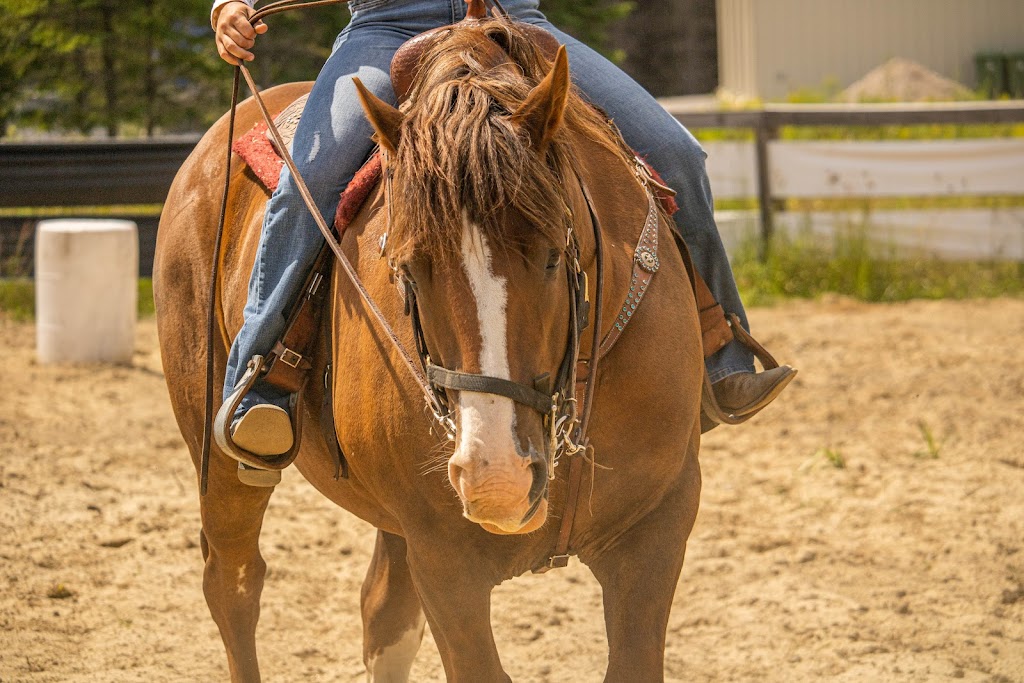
[0,139,198,208]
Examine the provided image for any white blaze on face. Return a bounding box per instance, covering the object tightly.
[456,215,519,458]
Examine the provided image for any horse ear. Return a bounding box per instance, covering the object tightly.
[353,77,403,154]
[512,45,570,151]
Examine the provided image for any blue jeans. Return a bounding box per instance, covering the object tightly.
[224,0,754,412]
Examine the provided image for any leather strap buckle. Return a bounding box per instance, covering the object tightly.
[279,348,303,368]
[547,554,570,569]
[532,554,570,574]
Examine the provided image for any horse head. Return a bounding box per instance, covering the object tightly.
[355,22,589,535]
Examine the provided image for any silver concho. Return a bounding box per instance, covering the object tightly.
[635,246,659,274]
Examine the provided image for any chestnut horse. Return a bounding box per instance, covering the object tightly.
[155,19,703,682]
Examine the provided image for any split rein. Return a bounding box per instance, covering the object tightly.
[200,0,597,494]
[203,0,373,495]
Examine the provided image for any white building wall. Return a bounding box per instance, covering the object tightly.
[719,0,1024,100]
[717,0,757,98]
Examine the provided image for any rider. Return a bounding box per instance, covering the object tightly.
[211,0,795,463]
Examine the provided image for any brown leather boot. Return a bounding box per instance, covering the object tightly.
[713,365,796,417]
[701,365,796,433]
[230,404,294,456]
[228,404,293,487]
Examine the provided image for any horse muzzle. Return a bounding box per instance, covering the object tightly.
[448,448,549,535]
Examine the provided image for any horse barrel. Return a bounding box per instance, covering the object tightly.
[35,219,138,364]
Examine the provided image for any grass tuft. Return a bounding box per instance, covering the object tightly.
[914,420,942,459]
[819,446,847,469]
[732,228,1024,306]
[797,445,847,472]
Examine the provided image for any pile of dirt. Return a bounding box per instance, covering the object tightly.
[838,57,973,102]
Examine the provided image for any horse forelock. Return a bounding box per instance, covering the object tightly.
[388,20,628,266]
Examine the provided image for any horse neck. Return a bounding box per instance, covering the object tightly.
[563,129,649,270]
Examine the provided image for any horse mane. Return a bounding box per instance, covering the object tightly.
[388,19,634,264]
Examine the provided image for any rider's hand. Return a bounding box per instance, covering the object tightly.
[214,1,268,66]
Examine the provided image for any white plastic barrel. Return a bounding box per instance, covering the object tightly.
[35,219,138,364]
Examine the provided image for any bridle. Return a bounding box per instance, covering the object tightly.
[383,147,596,484]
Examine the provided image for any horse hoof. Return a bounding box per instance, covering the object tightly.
[237,462,281,487]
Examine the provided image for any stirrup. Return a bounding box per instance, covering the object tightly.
[214,355,304,477]
[700,314,793,429]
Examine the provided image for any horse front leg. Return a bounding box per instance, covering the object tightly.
[584,451,701,682]
[405,542,509,683]
[361,530,426,682]
[199,453,276,683]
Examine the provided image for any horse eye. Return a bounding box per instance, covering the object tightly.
[545,249,561,271]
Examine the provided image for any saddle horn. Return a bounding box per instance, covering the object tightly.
[389,0,561,103]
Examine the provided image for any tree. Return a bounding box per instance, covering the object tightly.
[2,0,632,138]
[4,0,225,136]
[0,9,35,138]
[608,0,718,96]
[541,0,634,63]
[0,0,71,137]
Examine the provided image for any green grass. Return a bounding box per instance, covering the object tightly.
[0,278,155,322]
[726,195,1024,214]
[732,228,1024,306]
[138,279,155,316]
[4,226,1022,324]
[797,445,847,473]
[914,420,942,459]
[0,278,35,321]
[818,446,847,469]
[784,196,1024,212]
[0,205,163,218]
[778,122,1024,141]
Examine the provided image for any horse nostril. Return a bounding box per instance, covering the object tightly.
[517,460,549,526]
[526,460,548,505]
[447,460,466,491]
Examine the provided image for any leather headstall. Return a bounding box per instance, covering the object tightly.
[383,0,594,488]
[535,161,663,572]
[391,149,592,480]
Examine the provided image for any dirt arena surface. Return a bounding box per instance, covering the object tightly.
[1,297,1022,682]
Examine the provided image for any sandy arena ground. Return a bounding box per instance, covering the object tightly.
[1,297,1023,682]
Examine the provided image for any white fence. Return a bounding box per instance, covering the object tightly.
[704,139,1024,259]
[714,207,1024,261]
[666,102,1024,260]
